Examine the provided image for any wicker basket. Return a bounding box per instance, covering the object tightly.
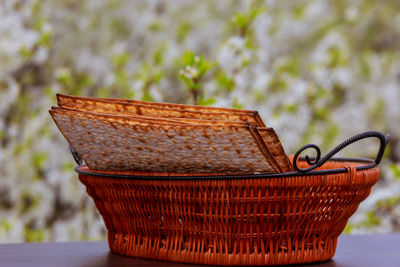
[73,131,389,266]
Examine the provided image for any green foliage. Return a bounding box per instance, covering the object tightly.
[178,50,215,104]
[276,57,300,76]
[137,64,162,85]
[232,98,244,109]
[327,46,348,68]
[0,220,12,234]
[293,5,306,20]
[376,196,400,210]
[147,20,164,32]
[112,52,131,69]
[32,2,45,32]
[57,69,93,95]
[142,91,153,102]
[177,21,192,43]
[38,32,52,48]
[216,71,235,92]
[111,52,134,98]
[24,227,45,242]
[31,152,47,170]
[197,97,216,106]
[179,50,214,78]
[19,46,34,60]
[306,87,328,105]
[359,50,372,78]
[368,97,386,128]
[19,191,40,215]
[62,161,75,172]
[96,87,111,98]
[111,17,131,39]
[268,77,287,92]
[253,90,267,103]
[322,123,339,148]
[388,164,400,180]
[343,223,354,234]
[34,17,45,31]
[231,3,265,37]
[360,211,381,228]
[284,103,298,114]
[152,43,167,66]
[0,219,12,233]
[135,43,167,101]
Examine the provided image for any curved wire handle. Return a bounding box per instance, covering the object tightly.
[293,131,390,173]
[69,144,83,166]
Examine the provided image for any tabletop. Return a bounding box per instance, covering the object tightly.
[0,234,399,267]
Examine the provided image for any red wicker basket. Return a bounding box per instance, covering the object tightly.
[73,131,389,266]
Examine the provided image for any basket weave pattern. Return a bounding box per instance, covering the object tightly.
[78,160,379,266]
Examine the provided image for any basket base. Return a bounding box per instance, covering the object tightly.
[77,158,380,266]
[107,231,337,266]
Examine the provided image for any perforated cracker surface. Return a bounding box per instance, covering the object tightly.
[57,93,265,126]
[50,109,278,174]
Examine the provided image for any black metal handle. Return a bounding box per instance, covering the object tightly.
[293,131,390,173]
[69,144,83,166]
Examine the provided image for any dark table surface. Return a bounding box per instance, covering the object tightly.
[0,234,399,267]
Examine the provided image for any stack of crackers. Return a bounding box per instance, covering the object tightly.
[50,94,293,174]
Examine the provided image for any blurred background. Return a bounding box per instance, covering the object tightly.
[0,0,399,243]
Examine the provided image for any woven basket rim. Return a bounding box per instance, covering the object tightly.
[74,157,377,180]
